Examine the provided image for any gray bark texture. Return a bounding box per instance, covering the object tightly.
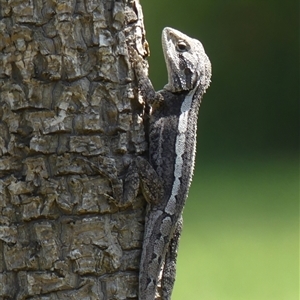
[0,0,149,298]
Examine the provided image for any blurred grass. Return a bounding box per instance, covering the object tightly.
[140,1,298,298]
[173,155,298,300]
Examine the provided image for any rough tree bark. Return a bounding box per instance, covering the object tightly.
[0,0,149,298]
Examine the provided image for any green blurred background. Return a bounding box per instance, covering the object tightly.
[141,1,299,299]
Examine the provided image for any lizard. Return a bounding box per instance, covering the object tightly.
[130,27,212,300]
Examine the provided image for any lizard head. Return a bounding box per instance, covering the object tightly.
[162,27,211,94]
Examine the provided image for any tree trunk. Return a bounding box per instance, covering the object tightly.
[0,0,148,298]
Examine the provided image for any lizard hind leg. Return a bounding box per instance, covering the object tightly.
[131,156,164,205]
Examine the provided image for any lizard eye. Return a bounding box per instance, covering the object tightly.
[176,40,188,52]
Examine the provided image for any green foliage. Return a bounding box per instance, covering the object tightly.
[142,0,299,158]
[141,2,298,297]
[174,157,298,299]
